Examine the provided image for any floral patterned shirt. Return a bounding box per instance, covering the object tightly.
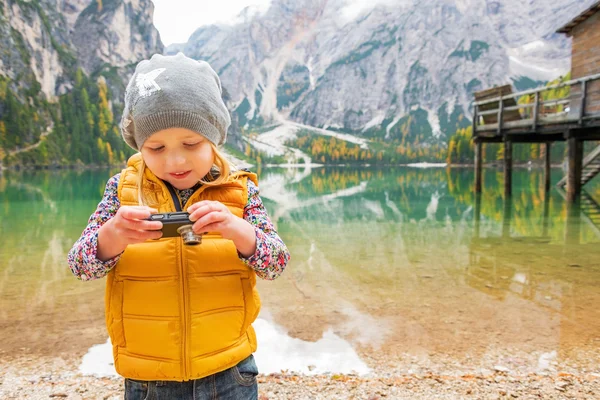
[67,173,289,281]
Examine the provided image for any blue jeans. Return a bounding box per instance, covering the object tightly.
[123,355,258,400]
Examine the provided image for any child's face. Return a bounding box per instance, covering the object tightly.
[140,128,215,190]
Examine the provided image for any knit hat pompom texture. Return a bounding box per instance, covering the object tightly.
[121,53,231,150]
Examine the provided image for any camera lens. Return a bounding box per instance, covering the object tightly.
[177,225,202,246]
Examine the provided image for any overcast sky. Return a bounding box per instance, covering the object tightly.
[151,0,273,45]
[152,0,600,46]
[150,0,395,46]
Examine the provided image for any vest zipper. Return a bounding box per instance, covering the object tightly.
[178,238,190,379]
[159,175,247,379]
[160,180,188,378]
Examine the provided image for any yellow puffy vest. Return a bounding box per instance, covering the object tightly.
[105,153,261,381]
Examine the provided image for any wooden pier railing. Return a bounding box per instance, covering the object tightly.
[472,72,600,137]
[471,72,600,202]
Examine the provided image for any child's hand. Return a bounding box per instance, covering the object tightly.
[187,201,257,257]
[187,201,238,239]
[111,206,163,244]
[97,206,163,261]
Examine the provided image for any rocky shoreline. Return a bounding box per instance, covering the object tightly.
[2,357,599,400]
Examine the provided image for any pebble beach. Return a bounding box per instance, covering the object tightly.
[2,351,600,400]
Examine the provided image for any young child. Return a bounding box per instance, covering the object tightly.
[68,53,290,399]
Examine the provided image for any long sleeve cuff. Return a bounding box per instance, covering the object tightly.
[238,227,289,281]
[68,231,121,281]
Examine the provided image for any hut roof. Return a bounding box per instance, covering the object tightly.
[556,1,600,35]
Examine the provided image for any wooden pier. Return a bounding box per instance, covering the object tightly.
[472,1,600,204]
[472,73,600,202]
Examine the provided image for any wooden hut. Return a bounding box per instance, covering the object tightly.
[557,2,600,116]
[471,1,600,204]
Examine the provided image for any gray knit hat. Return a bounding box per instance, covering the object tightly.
[121,52,231,150]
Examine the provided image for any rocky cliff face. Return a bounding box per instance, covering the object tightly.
[168,0,594,140]
[0,0,168,165]
[1,0,162,99]
[72,0,161,77]
[0,0,253,159]
[1,0,71,99]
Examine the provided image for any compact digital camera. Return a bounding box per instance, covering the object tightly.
[146,212,202,245]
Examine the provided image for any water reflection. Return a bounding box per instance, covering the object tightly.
[1,166,599,375]
[78,317,371,376]
[0,169,120,357]
[257,166,600,373]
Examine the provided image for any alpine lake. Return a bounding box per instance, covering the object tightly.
[1,165,599,377]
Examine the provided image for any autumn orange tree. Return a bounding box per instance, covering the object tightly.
[287,131,446,164]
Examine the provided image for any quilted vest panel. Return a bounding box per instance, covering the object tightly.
[105,154,261,381]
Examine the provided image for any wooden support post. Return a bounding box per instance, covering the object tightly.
[544,142,551,194]
[543,142,551,237]
[504,139,512,198]
[566,135,583,204]
[502,197,512,238]
[474,140,483,194]
[579,80,587,125]
[542,193,550,238]
[474,193,482,239]
[565,201,581,245]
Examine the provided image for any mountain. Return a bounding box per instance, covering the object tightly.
[167,0,594,144]
[0,0,594,167]
[0,0,164,166]
[1,0,161,100]
[0,0,252,167]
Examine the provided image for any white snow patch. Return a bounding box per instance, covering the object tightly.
[288,121,370,149]
[266,163,323,168]
[361,111,386,132]
[245,136,286,157]
[259,49,293,121]
[246,123,313,165]
[78,318,370,377]
[406,162,447,168]
[427,109,442,138]
[446,99,456,117]
[258,123,301,146]
[306,57,316,90]
[246,103,257,122]
[385,114,403,139]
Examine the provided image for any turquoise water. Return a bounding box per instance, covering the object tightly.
[1,167,599,374]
